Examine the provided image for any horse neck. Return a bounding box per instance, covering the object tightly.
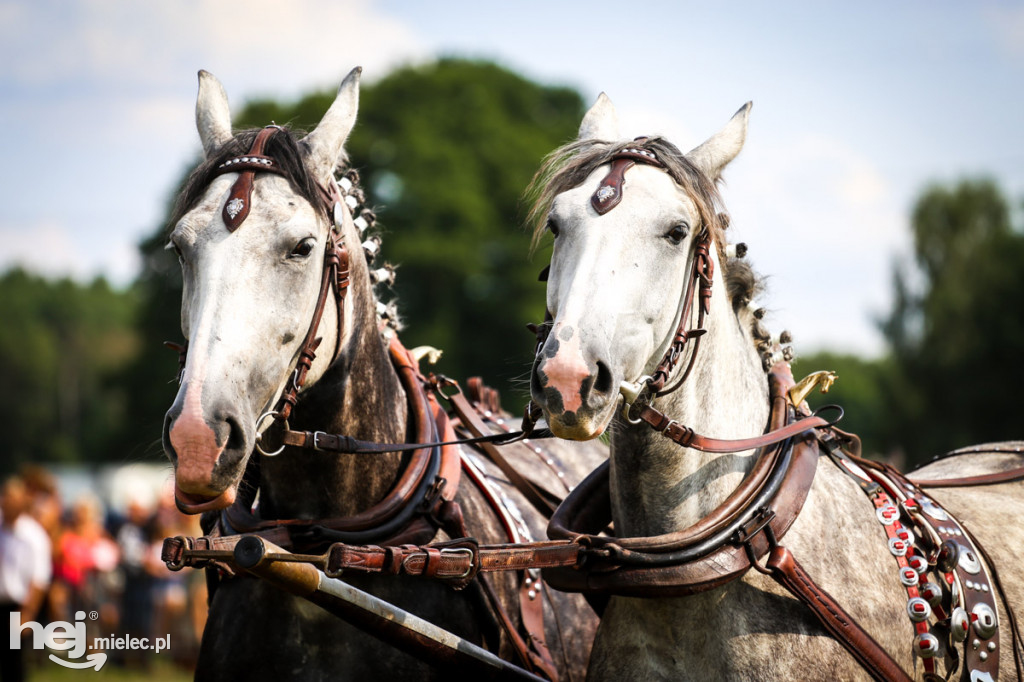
[259,223,408,520]
[609,252,770,537]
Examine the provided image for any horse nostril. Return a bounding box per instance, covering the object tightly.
[224,414,246,452]
[162,412,178,464]
[594,361,613,395]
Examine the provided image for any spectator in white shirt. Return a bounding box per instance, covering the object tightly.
[1,475,53,682]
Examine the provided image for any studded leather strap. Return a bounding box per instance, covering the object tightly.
[210,126,286,231]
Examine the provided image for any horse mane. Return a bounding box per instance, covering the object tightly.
[524,136,777,365]
[169,126,400,332]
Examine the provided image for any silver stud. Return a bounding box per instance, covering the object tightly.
[988,642,996,652]
[906,597,931,622]
[914,632,939,658]
[528,589,537,600]
[972,602,997,639]
[877,504,899,525]
[888,537,908,556]
[899,566,919,587]
[950,607,970,641]
[980,651,989,662]
[973,638,980,649]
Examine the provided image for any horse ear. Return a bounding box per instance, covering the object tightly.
[685,102,752,180]
[578,93,620,140]
[302,66,361,183]
[196,70,233,159]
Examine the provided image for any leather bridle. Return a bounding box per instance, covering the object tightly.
[532,142,822,452]
[203,125,352,429]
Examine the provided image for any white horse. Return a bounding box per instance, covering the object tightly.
[162,68,602,680]
[527,94,1024,680]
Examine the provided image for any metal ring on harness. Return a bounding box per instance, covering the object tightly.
[255,411,287,457]
[619,375,654,425]
[811,404,844,428]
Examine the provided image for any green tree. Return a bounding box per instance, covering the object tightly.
[881,179,1024,465]
[791,352,895,459]
[0,268,139,475]
[122,59,584,457]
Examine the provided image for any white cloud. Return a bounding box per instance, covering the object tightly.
[1,0,426,93]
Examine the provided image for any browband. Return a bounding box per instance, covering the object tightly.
[211,126,287,231]
[591,142,664,215]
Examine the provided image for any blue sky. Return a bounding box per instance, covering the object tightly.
[2,0,1022,355]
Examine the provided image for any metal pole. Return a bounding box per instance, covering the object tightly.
[233,536,546,681]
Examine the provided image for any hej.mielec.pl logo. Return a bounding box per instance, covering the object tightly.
[10,610,171,671]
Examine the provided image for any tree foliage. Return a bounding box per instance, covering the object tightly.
[0,268,139,475]
[881,179,1024,465]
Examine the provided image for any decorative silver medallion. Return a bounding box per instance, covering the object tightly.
[876,504,899,525]
[595,186,616,202]
[226,198,245,219]
[914,632,940,658]
[959,544,982,574]
[972,603,997,639]
[888,536,909,556]
[906,596,931,622]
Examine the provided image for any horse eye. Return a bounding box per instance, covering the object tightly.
[290,238,316,258]
[666,224,689,246]
[546,218,560,238]
[167,240,184,261]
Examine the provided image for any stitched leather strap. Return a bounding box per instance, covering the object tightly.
[912,467,1024,488]
[638,404,831,454]
[765,546,913,682]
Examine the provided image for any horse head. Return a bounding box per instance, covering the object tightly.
[529,94,751,440]
[163,68,361,514]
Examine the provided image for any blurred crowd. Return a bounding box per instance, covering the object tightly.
[1,466,206,680]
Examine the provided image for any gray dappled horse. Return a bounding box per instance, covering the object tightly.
[528,94,1024,680]
[161,68,602,680]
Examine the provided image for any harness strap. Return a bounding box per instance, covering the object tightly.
[458,440,558,680]
[764,546,913,682]
[448,390,560,517]
[637,403,831,454]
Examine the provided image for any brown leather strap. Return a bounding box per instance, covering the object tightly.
[212,126,285,231]
[449,391,560,517]
[225,339,444,543]
[638,404,831,454]
[911,467,1024,488]
[765,546,912,682]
